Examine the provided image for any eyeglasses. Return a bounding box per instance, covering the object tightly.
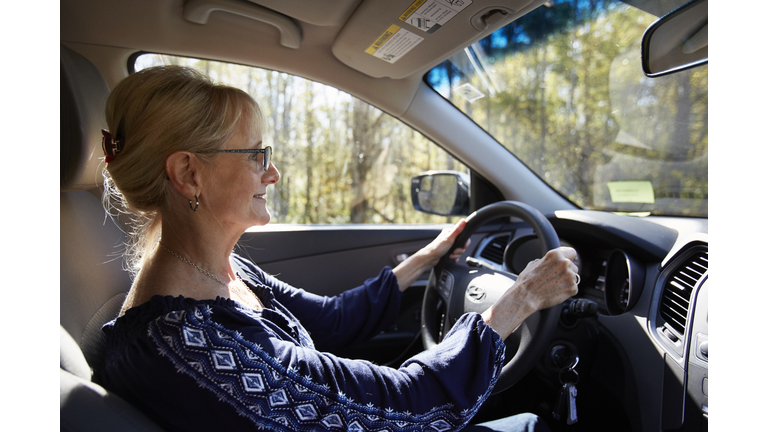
[196,146,272,171]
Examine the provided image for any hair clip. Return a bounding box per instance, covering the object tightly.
[102,129,124,163]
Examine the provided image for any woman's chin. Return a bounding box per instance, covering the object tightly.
[249,200,272,226]
[252,211,271,226]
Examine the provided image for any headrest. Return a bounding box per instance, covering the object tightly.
[60,45,111,192]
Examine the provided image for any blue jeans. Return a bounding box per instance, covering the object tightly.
[462,413,551,432]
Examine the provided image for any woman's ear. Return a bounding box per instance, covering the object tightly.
[166,151,201,200]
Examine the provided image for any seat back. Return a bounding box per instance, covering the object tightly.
[59,44,165,432]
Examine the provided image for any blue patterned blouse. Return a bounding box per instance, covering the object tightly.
[96,255,506,431]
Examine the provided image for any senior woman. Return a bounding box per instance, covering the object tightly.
[95,66,579,432]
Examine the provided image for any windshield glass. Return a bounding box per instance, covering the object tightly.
[426,0,707,217]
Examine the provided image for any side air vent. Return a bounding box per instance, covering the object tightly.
[479,235,510,264]
[659,248,708,340]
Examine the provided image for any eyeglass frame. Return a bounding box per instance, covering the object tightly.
[196,146,272,171]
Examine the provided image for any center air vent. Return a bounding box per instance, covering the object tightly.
[659,248,708,341]
[479,235,510,264]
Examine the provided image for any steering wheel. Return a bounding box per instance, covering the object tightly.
[420,201,561,393]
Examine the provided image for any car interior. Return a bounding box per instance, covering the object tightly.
[60,0,709,431]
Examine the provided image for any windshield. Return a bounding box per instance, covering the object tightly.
[426,0,707,217]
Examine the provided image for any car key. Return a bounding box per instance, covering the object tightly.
[552,383,569,421]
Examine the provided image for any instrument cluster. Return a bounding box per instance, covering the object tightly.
[477,233,645,316]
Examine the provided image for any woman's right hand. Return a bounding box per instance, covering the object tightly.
[481,247,579,339]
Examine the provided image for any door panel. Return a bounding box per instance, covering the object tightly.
[237,225,447,295]
[236,225,448,364]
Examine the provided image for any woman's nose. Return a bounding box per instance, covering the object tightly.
[264,162,280,184]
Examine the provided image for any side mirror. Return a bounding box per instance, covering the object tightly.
[411,171,470,217]
[641,0,707,77]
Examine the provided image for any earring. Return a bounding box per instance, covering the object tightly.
[189,195,199,212]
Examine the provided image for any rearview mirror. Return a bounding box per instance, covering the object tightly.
[641,0,707,77]
[411,171,470,216]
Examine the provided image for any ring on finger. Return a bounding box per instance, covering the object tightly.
[574,274,581,285]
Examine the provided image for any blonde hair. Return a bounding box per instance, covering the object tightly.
[102,65,263,277]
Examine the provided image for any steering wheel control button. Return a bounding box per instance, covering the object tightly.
[437,271,454,299]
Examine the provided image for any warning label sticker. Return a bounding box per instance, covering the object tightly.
[399,0,473,34]
[365,24,424,63]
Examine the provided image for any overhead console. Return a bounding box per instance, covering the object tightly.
[332,0,548,78]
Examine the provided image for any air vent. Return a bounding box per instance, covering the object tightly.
[479,235,510,264]
[659,248,708,340]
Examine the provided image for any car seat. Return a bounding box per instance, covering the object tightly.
[59,44,165,432]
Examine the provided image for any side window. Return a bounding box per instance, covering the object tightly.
[134,55,467,224]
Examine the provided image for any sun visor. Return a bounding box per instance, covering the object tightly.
[332,0,548,79]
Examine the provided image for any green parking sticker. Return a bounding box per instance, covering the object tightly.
[607,181,655,203]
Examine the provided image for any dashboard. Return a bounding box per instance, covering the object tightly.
[465,210,709,431]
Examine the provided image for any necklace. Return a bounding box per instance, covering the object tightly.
[160,242,228,287]
[159,241,263,310]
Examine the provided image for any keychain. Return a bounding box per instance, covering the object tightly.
[553,356,579,425]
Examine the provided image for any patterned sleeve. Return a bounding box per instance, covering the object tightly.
[233,255,403,351]
[147,302,506,432]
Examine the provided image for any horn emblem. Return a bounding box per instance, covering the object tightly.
[467,285,486,303]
